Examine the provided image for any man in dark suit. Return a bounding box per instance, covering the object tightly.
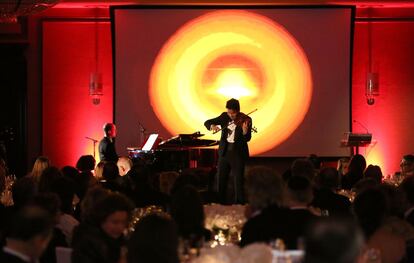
[204,98,252,204]
[400,176,414,227]
[312,167,351,216]
[99,123,118,162]
[0,206,54,263]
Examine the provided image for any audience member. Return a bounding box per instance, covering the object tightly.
[364,164,383,184]
[76,155,96,173]
[304,218,364,263]
[51,176,79,244]
[127,214,179,263]
[159,171,179,196]
[38,166,63,193]
[129,164,169,208]
[291,158,316,182]
[79,187,110,222]
[244,166,284,217]
[117,157,132,177]
[241,167,316,249]
[342,154,366,190]
[170,185,211,247]
[100,161,122,193]
[400,176,414,227]
[0,206,54,263]
[30,193,68,263]
[72,192,134,263]
[30,156,50,183]
[94,161,105,181]
[312,167,351,216]
[353,188,406,263]
[400,154,414,178]
[337,157,350,177]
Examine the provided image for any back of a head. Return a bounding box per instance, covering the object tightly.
[102,161,120,181]
[38,166,63,193]
[76,155,96,172]
[80,187,111,221]
[287,176,313,205]
[364,165,383,184]
[308,154,322,170]
[89,191,134,227]
[245,166,284,211]
[94,161,106,180]
[171,185,204,236]
[159,171,179,195]
[291,158,315,181]
[317,167,340,190]
[348,154,366,174]
[31,156,50,181]
[353,188,388,238]
[51,176,76,214]
[31,193,61,219]
[12,176,38,208]
[117,157,133,176]
[304,218,364,263]
[171,172,201,194]
[129,163,151,187]
[225,98,240,111]
[8,206,54,242]
[128,214,179,263]
[61,166,79,181]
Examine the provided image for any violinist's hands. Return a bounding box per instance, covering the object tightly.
[210,124,220,133]
[242,121,249,135]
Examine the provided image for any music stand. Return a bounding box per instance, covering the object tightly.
[341,132,372,155]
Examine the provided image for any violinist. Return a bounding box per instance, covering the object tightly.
[204,98,252,204]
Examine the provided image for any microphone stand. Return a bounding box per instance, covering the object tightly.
[138,121,147,146]
[85,136,98,159]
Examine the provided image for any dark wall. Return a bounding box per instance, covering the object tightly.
[0,44,27,176]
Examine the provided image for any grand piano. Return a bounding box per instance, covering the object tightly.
[127,132,219,172]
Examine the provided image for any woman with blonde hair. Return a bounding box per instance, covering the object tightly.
[31,156,50,182]
[94,161,105,181]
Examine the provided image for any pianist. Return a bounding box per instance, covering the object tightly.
[99,123,119,162]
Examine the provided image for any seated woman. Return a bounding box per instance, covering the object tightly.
[71,191,134,263]
[127,214,179,263]
[354,188,406,263]
[170,185,211,247]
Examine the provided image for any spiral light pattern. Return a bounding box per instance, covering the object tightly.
[150,10,312,155]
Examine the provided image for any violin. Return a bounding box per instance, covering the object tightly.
[212,109,258,134]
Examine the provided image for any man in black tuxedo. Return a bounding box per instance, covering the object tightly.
[204,98,252,204]
[0,206,54,263]
[99,123,118,162]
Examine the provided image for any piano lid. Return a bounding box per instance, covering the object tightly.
[158,131,218,148]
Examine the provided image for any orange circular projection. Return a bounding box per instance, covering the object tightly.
[150,10,312,155]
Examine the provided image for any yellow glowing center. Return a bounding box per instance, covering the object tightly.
[215,69,258,99]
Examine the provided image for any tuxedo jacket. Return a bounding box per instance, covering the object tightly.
[240,205,317,249]
[204,112,252,160]
[98,137,118,162]
[0,250,29,263]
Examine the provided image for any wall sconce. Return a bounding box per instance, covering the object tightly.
[89,12,102,106]
[366,72,379,105]
[89,72,103,105]
[365,10,378,106]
